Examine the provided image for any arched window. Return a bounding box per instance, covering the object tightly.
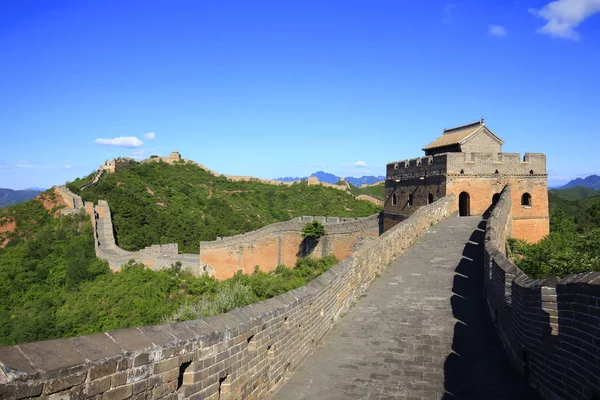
[408,194,413,206]
[521,193,532,207]
[392,193,397,206]
[428,193,434,204]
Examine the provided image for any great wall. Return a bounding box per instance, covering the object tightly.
[54,184,380,280]
[1,185,600,399]
[2,123,599,399]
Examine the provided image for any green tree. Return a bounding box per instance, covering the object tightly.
[302,221,325,240]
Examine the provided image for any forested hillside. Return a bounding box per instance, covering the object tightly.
[510,187,600,278]
[0,191,340,345]
[68,161,381,253]
[348,182,386,201]
[0,193,109,345]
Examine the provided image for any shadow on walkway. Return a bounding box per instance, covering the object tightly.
[442,218,541,400]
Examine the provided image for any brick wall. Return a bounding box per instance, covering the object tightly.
[88,200,210,276]
[484,185,600,400]
[0,195,457,400]
[199,215,381,280]
[459,129,502,153]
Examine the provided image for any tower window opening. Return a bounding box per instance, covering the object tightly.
[459,192,470,216]
[521,193,532,207]
[392,193,397,206]
[428,193,434,204]
[408,194,413,206]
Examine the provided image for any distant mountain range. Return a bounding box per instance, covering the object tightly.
[0,188,43,208]
[560,175,600,190]
[275,171,385,187]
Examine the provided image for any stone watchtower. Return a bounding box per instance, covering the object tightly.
[384,119,549,243]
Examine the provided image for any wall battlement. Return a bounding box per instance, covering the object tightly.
[446,152,546,176]
[54,186,210,275]
[91,199,210,275]
[199,215,377,250]
[0,195,457,400]
[55,186,84,215]
[386,152,547,181]
[199,215,381,280]
[485,186,600,400]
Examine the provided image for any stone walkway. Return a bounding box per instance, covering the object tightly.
[271,216,540,400]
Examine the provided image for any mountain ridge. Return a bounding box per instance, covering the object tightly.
[275,171,385,187]
[0,188,43,208]
[560,174,600,190]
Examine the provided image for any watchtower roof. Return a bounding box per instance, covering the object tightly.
[422,119,503,151]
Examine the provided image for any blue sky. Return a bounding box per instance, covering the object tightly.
[1,0,599,189]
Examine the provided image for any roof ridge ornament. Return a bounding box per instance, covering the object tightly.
[443,120,483,133]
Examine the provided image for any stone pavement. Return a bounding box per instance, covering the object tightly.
[271,216,540,400]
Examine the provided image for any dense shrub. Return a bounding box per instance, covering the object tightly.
[164,255,338,323]
[302,221,325,240]
[509,205,600,279]
[0,195,339,346]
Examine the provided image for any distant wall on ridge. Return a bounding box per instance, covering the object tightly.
[200,215,381,280]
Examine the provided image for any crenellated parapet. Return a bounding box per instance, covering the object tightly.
[386,152,547,182]
[90,200,211,276]
[386,155,445,182]
[199,215,381,280]
[446,152,546,176]
[484,186,600,400]
[55,186,85,215]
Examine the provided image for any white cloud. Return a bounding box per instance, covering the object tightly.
[144,132,156,140]
[488,24,507,36]
[529,0,600,40]
[94,136,143,148]
[131,148,157,161]
[443,3,456,24]
[340,161,368,168]
[64,164,71,169]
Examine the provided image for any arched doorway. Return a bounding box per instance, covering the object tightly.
[492,193,501,206]
[459,192,470,216]
[428,193,434,204]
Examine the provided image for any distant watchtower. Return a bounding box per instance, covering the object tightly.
[384,119,549,243]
